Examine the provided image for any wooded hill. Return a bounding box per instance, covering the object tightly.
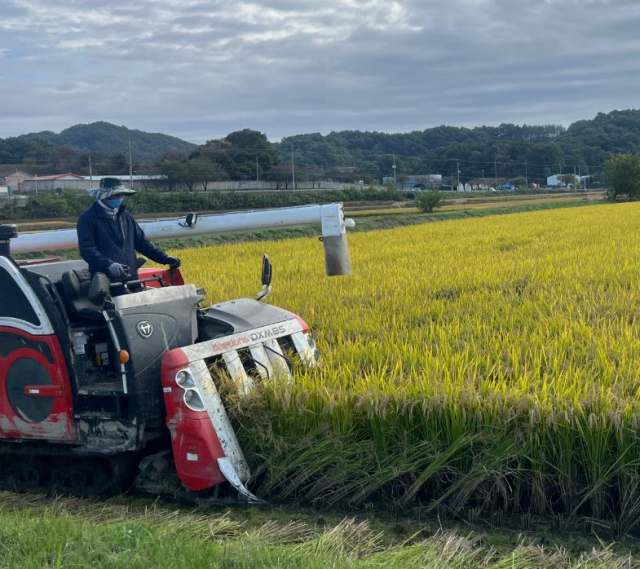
[1,109,640,185]
[0,121,196,167]
[276,110,640,185]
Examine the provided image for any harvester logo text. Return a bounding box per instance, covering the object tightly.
[212,336,250,353]
[250,325,286,342]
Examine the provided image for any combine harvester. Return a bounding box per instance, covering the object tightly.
[0,204,353,503]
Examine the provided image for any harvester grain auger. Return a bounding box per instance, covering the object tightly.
[0,204,353,503]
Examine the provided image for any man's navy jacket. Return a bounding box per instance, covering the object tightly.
[77,202,170,278]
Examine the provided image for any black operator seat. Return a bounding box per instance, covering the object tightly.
[61,270,110,321]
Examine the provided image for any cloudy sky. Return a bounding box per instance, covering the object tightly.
[1,0,639,143]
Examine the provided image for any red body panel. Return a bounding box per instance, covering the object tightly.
[166,415,228,491]
[161,349,227,491]
[0,327,75,441]
[138,267,185,287]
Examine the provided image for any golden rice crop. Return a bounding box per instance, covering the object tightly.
[176,202,640,527]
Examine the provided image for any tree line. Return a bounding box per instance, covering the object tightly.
[2,110,640,187]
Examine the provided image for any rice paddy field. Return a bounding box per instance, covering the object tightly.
[174,202,640,532]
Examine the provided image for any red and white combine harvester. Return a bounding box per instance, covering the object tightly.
[0,204,352,503]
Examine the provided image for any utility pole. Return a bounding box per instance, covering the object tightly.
[392,152,397,187]
[256,156,259,182]
[573,164,577,190]
[88,155,93,186]
[456,157,460,191]
[525,160,528,188]
[494,156,498,190]
[291,143,295,189]
[35,173,38,195]
[128,137,134,190]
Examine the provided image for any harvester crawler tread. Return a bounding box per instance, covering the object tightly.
[0,451,129,497]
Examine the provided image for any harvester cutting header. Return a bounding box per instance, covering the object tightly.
[0,200,353,502]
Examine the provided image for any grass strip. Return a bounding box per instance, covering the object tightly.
[0,492,635,568]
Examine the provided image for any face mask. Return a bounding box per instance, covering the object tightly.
[106,197,123,209]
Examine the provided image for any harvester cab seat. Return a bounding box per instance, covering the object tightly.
[61,269,110,321]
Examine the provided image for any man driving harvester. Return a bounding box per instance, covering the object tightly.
[77,177,181,283]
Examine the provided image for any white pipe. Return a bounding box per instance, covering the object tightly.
[12,204,353,254]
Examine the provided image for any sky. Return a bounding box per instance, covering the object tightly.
[1,0,639,143]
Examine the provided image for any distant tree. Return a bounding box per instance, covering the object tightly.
[560,174,577,188]
[397,173,410,187]
[263,163,297,189]
[181,160,229,191]
[158,157,187,191]
[224,129,279,179]
[181,163,199,192]
[306,165,324,188]
[416,190,444,213]
[193,161,229,190]
[190,138,231,161]
[604,153,640,200]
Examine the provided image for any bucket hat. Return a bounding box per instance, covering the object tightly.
[89,177,136,201]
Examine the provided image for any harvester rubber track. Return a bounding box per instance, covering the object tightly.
[0,444,263,506]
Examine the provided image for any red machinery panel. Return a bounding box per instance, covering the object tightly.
[160,349,227,491]
[0,327,75,441]
[138,267,185,287]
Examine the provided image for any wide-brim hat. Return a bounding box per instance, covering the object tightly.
[89,177,137,201]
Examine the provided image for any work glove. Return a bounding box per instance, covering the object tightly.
[107,262,126,280]
[166,256,181,270]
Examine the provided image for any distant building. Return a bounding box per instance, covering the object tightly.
[29,173,84,182]
[382,174,443,189]
[547,174,589,188]
[84,175,167,185]
[0,171,31,190]
[21,173,84,192]
[19,173,168,193]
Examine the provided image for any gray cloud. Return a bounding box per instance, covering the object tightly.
[0,0,638,142]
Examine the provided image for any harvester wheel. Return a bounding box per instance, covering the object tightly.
[18,463,41,490]
[2,461,41,492]
[69,468,89,489]
[50,467,73,492]
[3,467,20,492]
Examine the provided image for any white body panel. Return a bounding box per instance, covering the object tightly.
[0,256,54,335]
